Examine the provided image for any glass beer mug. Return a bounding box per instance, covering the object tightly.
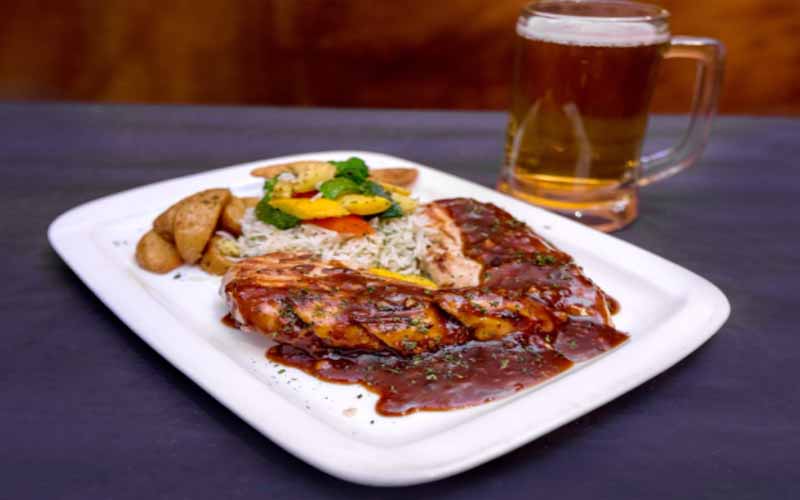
[498,0,725,231]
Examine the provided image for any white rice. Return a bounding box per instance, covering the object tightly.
[237,208,426,275]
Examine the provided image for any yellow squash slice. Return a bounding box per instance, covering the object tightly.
[268,198,349,220]
[337,194,392,215]
[367,268,438,289]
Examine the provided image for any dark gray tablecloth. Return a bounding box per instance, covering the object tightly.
[1,103,798,499]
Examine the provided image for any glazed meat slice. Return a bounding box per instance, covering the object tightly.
[223,199,629,415]
[223,253,558,356]
[423,198,617,324]
[417,203,482,288]
[435,288,556,341]
[224,253,468,356]
[224,199,626,363]
[419,198,625,360]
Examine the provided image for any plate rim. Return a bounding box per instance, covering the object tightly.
[48,150,730,486]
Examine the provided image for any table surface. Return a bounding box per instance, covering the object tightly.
[2,103,798,500]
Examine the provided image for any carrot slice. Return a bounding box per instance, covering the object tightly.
[307,215,375,236]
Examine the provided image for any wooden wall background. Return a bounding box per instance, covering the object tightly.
[1,0,798,114]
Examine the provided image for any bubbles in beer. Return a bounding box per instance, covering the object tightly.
[517,17,669,47]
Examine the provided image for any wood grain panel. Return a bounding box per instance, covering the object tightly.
[0,0,798,113]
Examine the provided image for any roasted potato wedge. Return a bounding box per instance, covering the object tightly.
[200,236,238,275]
[220,196,259,236]
[250,161,336,192]
[220,197,246,236]
[338,194,392,216]
[135,230,183,274]
[174,188,231,264]
[369,168,418,187]
[250,163,296,178]
[252,162,416,188]
[153,201,182,242]
[268,198,348,220]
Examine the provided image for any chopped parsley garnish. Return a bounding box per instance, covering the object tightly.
[402,340,418,350]
[535,254,557,266]
[499,359,510,370]
[470,301,488,314]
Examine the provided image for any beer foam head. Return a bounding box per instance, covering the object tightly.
[518,16,669,47]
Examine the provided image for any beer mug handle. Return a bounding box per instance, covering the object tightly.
[638,36,726,186]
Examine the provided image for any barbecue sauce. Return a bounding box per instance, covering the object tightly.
[227,199,629,416]
[438,198,621,322]
[221,313,237,328]
[267,321,626,416]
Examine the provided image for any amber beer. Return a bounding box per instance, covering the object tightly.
[500,3,670,230]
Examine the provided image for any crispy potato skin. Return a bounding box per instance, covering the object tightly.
[200,236,235,275]
[174,188,231,263]
[220,197,245,236]
[220,196,261,236]
[153,201,181,242]
[368,168,418,187]
[250,164,418,189]
[249,161,325,179]
[135,230,183,274]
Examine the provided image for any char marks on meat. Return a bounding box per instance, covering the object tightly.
[223,198,628,415]
[433,198,617,329]
[224,253,555,357]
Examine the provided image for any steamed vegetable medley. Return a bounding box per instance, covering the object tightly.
[253,157,417,236]
[134,157,420,277]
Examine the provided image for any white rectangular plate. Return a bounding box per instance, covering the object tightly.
[48,151,729,486]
